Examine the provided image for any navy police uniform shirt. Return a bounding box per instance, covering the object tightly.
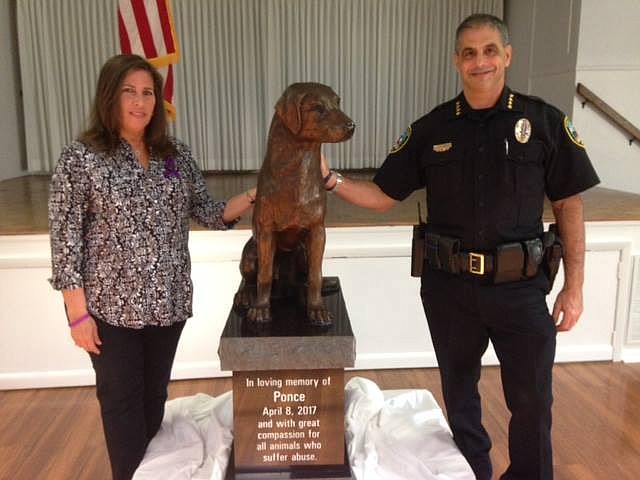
[373,87,600,251]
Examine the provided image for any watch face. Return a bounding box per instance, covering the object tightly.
[329,172,344,193]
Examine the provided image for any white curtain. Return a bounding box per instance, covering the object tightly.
[17,0,503,172]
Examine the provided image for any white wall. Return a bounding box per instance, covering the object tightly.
[2,223,639,390]
[0,0,26,181]
[572,0,640,194]
[505,0,581,118]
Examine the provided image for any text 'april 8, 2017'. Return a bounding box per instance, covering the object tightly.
[246,374,332,463]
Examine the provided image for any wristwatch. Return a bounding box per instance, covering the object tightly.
[328,171,344,193]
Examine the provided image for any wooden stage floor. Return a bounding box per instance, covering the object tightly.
[2,363,640,480]
[1,171,640,235]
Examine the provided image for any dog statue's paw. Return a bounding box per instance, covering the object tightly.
[248,304,272,323]
[233,289,253,311]
[308,306,333,327]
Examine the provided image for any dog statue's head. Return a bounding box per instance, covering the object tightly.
[275,83,355,143]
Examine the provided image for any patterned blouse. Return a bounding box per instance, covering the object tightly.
[49,138,236,328]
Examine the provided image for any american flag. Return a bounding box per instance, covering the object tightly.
[118,0,180,120]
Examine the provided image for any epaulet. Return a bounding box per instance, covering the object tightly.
[413,99,455,124]
[390,99,455,153]
[512,91,567,117]
[515,91,546,104]
[436,98,458,115]
[436,97,458,111]
[513,91,557,109]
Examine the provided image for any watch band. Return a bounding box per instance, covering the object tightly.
[329,171,344,193]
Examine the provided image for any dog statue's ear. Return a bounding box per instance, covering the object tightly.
[275,90,307,135]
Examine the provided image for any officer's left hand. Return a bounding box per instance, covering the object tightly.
[552,287,583,331]
[320,152,331,179]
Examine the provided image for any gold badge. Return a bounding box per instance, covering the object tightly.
[433,142,452,152]
[514,118,532,143]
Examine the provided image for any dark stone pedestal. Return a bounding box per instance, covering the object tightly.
[218,277,355,480]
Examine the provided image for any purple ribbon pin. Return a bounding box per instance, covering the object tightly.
[163,156,180,179]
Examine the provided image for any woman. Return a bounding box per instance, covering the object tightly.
[48,54,255,480]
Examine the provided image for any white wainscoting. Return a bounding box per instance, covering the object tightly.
[1,222,639,390]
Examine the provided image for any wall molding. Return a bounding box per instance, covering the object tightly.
[577,65,640,72]
[628,256,640,342]
[621,346,640,363]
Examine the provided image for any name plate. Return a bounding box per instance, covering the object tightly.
[233,368,345,469]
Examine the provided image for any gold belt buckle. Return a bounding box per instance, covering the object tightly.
[469,252,485,275]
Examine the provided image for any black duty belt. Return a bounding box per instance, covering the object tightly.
[411,224,563,290]
[422,232,547,284]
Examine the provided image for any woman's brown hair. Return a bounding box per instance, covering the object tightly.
[79,54,175,158]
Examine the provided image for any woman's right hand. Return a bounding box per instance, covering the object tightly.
[70,315,102,354]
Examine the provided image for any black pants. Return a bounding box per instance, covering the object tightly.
[89,319,185,480]
[421,270,556,480]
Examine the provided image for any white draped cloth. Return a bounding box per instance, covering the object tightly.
[133,377,474,480]
[345,378,474,479]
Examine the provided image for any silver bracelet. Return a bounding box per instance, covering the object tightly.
[328,171,344,193]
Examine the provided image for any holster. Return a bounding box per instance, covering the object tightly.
[412,228,462,277]
[411,223,428,277]
[541,224,563,293]
[424,232,460,274]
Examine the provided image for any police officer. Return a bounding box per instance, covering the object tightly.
[322,13,599,480]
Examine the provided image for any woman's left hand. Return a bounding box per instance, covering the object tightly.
[223,186,257,222]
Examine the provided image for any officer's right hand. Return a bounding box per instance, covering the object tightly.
[552,287,584,331]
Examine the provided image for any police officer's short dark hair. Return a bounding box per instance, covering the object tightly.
[455,13,510,52]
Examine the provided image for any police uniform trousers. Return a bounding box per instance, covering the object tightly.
[89,318,185,480]
[421,268,556,480]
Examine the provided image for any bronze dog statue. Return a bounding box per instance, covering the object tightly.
[234,83,355,326]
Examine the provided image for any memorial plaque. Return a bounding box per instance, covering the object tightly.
[219,278,355,479]
[233,369,345,468]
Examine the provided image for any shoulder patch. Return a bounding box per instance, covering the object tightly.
[563,116,585,148]
[389,126,412,154]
